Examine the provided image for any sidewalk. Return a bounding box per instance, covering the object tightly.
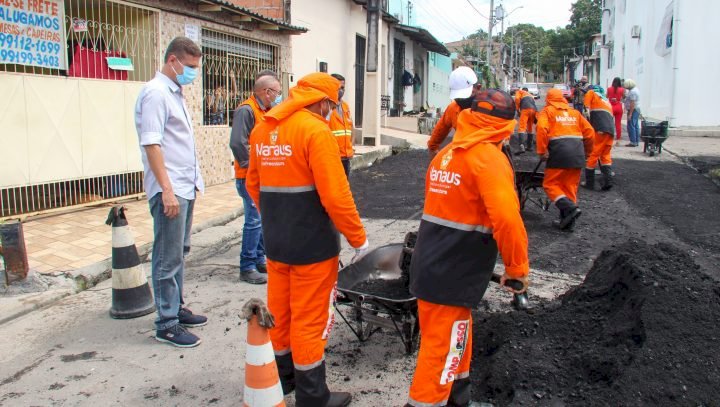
[22,182,241,275]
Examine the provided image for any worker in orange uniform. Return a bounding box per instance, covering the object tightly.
[515,86,538,153]
[246,72,369,407]
[427,66,481,157]
[582,86,616,191]
[406,90,530,407]
[230,69,282,285]
[329,73,354,178]
[536,88,595,231]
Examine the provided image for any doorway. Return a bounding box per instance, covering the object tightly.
[355,35,366,127]
[393,39,405,115]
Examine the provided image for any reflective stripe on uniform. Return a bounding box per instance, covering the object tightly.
[331,130,352,136]
[589,108,612,114]
[293,356,324,371]
[407,397,449,407]
[422,214,493,234]
[274,348,291,356]
[260,185,316,193]
[455,371,470,380]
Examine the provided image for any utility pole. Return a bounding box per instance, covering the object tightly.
[509,28,514,86]
[486,0,494,68]
[407,0,412,25]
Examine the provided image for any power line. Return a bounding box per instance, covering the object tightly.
[415,0,473,40]
[465,0,489,20]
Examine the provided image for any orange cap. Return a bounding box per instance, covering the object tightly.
[546,88,569,109]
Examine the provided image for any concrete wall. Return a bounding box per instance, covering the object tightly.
[601,0,720,127]
[426,52,451,111]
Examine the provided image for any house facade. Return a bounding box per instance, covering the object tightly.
[1,0,303,219]
[600,0,720,127]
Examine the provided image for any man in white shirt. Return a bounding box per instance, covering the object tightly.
[135,36,207,348]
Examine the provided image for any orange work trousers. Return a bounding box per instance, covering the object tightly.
[267,256,339,369]
[543,168,582,204]
[518,109,536,134]
[585,132,614,169]
[408,299,472,407]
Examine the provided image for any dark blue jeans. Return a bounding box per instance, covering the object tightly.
[149,193,194,330]
[627,110,640,145]
[235,179,266,272]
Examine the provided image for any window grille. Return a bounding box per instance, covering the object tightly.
[0,171,144,220]
[201,28,280,126]
[0,0,158,82]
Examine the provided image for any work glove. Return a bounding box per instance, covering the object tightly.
[351,240,370,264]
[539,152,549,162]
[500,272,528,294]
[241,298,275,328]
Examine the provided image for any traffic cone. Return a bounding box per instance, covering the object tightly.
[243,299,285,407]
[106,206,155,319]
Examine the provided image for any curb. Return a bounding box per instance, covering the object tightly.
[663,146,720,189]
[1,207,244,326]
[350,146,393,170]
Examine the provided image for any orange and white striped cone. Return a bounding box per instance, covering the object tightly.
[242,299,285,407]
[106,206,155,319]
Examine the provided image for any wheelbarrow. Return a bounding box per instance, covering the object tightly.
[515,159,550,211]
[335,233,528,355]
[640,119,669,156]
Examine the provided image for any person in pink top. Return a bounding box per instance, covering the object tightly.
[606,77,625,145]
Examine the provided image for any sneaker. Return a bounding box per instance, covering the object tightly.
[256,263,267,274]
[240,269,267,284]
[155,324,201,348]
[178,307,208,328]
[625,143,635,147]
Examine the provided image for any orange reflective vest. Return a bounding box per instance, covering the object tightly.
[515,89,537,112]
[247,108,366,265]
[410,109,530,308]
[536,96,595,169]
[329,100,354,158]
[233,96,266,179]
[583,90,615,137]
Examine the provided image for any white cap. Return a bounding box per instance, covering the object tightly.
[448,66,478,99]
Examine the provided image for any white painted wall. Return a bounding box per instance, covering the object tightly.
[601,0,720,127]
[290,1,368,123]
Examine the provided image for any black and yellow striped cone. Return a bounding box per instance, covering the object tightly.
[106,206,155,319]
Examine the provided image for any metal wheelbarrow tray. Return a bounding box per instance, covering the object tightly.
[641,119,669,156]
[515,160,550,211]
[336,240,420,354]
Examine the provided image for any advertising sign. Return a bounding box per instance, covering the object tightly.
[0,0,67,69]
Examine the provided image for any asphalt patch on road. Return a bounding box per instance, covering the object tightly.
[470,240,720,406]
[351,149,429,220]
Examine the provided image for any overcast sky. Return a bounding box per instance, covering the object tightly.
[412,0,575,43]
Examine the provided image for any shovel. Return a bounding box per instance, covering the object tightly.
[491,273,530,310]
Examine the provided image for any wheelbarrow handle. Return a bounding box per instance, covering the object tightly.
[490,273,525,291]
[530,159,544,177]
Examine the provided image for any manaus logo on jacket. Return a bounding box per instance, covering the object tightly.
[430,149,462,186]
[257,129,293,157]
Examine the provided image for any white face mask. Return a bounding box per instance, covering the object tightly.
[324,101,333,121]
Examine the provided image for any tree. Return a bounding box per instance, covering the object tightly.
[568,0,602,51]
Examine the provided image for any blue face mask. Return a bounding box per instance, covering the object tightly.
[172,61,197,86]
[272,94,282,107]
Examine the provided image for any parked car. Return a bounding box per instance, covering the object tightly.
[524,82,540,99]
[553,83,572,101]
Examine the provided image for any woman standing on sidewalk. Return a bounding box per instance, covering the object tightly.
[607,77,625,146]
[624,79,641,147]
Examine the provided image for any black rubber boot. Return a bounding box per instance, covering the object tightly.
[448,377,471,406]
[600,165,614,191]
[276,352,296,395]
[553,198,581,231]
[327,392,352,407]
[582,168,595,190]
[517,133,527,153]
[294,362,330,406]
[526,133,535,150]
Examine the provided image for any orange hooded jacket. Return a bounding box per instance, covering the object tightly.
[427,100,462,152]
[409,109,530,308]
[246,73,367,265]
[329,100,354,158]
[583,90,615,137]
[536,88,595,169]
